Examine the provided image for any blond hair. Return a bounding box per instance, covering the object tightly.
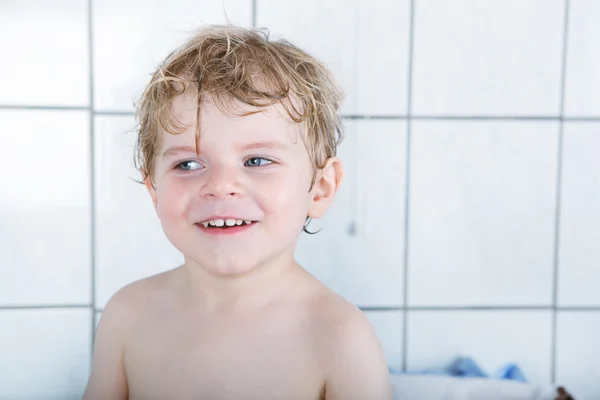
[135,24,345,184]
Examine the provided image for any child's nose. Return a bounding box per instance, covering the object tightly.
[200,165,244,198]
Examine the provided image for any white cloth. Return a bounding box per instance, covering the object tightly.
[390,374,557,400]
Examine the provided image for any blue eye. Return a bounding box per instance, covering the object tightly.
[244,157,273,167]
[176,160,203,171]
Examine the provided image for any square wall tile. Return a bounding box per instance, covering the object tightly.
[0,0,89,106]
[257,0,410,115]
[0,308,92,400]
[0,110,91,306]
[94,116,184,308]
[407,310,553,384]
[558,123,600,305]
[556,312,600,400]
[564,0,600,116]
[408,121,558,306]
[93,0,252,111]
[411,0,564,116]
[364,311,404,373]
[295,120,406,306]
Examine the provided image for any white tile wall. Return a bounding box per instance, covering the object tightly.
[407,311,553,384]
[556,312,600,400]
[295,120,406,306]
[2,0,600,395]
[0,0,89,106]
[408,120,558,306]
[411,0,564,116]
[257,0,411,116]
[0,110,91,306]
[364,311,404,372]
[564,0,600,116]
[94,116,184,308]
[92,0,252,111]
[0,309,91,400]
[558,122,600,306]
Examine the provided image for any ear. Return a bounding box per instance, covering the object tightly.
[308,157,344,219]
[144,177,159,216]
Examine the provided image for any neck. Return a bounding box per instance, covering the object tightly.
[179,251,301,313]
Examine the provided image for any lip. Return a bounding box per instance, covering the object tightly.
[195,217,257,236]
[199,216,253,223]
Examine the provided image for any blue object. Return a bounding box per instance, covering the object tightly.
[493,362,528,382]
[389,356,529,383]
[448,357,489,378]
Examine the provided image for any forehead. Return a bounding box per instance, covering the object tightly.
[165,92,306,148]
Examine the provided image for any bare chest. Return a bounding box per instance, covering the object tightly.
[124,314,325,400]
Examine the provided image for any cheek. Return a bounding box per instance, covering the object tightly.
[155,179,192,221]
[259,175,311,222]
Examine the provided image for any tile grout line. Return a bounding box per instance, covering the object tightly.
[6,305,600,312]
[2,105,600,122]
[87,0,97,366]
[0,304,92,310]
[401,0,415,374]
[551,0,570,385]
[252,0,257,28]
[0,105,89,111]
[365,306,556,311]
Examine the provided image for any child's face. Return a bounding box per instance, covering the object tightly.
[145,92,341,276]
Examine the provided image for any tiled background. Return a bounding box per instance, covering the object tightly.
[0,0,599,399]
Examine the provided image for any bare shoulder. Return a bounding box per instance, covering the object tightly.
[310,290,381,357]
[83,268,178,400]
[103,268,176,319]
[308,288,393,400]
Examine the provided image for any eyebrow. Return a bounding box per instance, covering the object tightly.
[239,140,288,151]
[162,145,197,158]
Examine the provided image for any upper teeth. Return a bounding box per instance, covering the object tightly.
[201,219,253,227]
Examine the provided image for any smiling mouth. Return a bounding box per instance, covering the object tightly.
[198,219,256,229]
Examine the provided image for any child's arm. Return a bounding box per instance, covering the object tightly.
[82,290,131,400]
[324,310,393,400]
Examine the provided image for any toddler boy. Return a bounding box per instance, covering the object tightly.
[83,25,392,400]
